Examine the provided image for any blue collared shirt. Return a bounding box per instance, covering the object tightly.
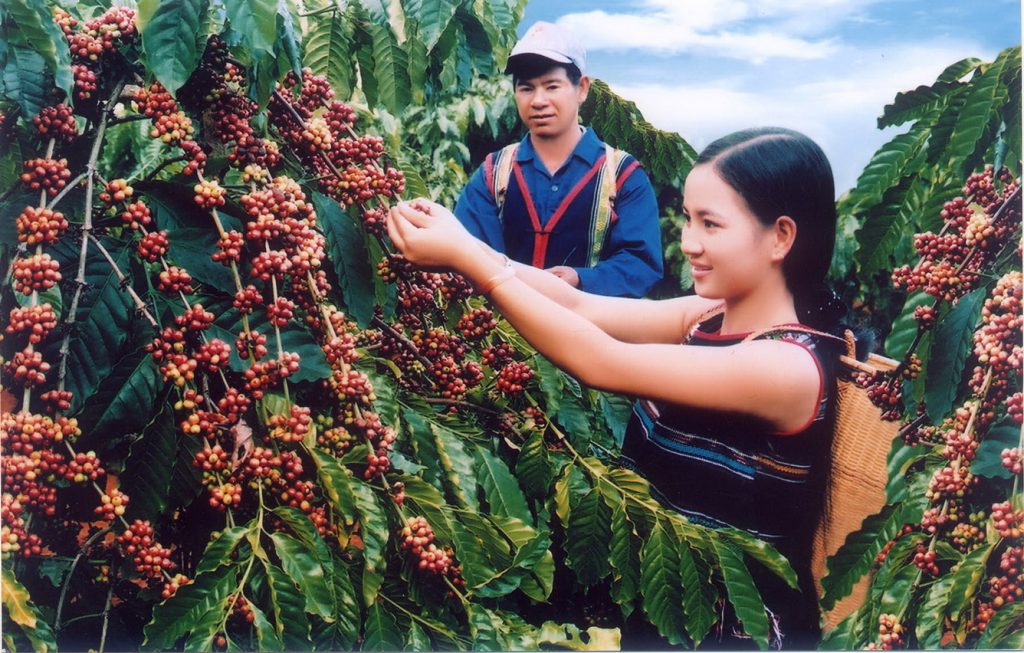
[454,128,664,297]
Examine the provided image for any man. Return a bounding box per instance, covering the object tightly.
[453,22,663,298]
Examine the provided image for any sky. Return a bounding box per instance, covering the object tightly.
[519,0,1021,194]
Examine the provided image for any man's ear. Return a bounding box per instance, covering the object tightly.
[577,75,591,103]
[771,215,797,262]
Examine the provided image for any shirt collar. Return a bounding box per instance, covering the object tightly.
[516,126,603,167]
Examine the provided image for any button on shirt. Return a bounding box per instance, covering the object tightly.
[454,128,664,298]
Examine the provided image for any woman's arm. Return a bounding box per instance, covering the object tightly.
[388,202,822,433]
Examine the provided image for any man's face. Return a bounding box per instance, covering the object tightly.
[514,66,589,140]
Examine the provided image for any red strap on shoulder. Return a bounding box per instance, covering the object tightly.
[484,153,496,199]
[616,160,641,192]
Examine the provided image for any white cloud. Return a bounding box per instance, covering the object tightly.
[603,39,998,192]
[556,0,881,62]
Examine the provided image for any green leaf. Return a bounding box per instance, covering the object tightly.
[877,81,958,129]
[915,571,957,648]
[317,563,360,650]
[710,539,769,650]
[535,621,622,651]
[677,538,717,646]
[247,601,285,652]
[925,287,985,420]
[516,430,553,500]
[884,291,932,359]
[450,511,508,589]
[849,123,931,207]
[195,525,251,576]
[429,421,480,511]
[274,322,332,383]
[937,57,986,82]
[473,515,552,599]
[946,543,994,623]
[269,532,335,620]
[119,407,178,520]
[607,500,641,617]
[820,503,905,611]
[224,0,276,54]
[971,422,1021,479]
[165,226,236,290]
[948,47,1020,164]
[718,529,799,591]
[138,0,210,94]
[475,446,530,521]
[404,408,444,488]
[397,475,454,543]
[261,559,311,650]
[144,566,236,649]
[1,569,56,653]
[553,463,589,527]
[639,521,687,645]
[313,192,378,327]
[362,603,403,651]
[367,23,410,113]
[976,601,1024,648]
[854,183,910,277]
[556,393,592,448]
[598,393,632,446]
[304,9,354,98]
[1,47,50,118]
[535,355,564,413]
[350,481,387,598]
[76,351,162,444]
[466,604,506,651]
[565,489,612,588]
[5,0,71,96]
[406,621,431,650]
[404,0,459,53]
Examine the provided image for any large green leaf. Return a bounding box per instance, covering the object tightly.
[475,446,530,521]
[428,420,480,510]
[976,601,1024,648]
[1,47,50,120]
[565,489,612,588]
[350,481,385,577]
[948,47,1020,164]
[925,287,984,420]
[304,8,354,98]
[820,503,905,611]
[165,226,235,291]
[5,0,71,96]
[119,407,178,520]
[450,511,509,589]
[914,572,956,648]
[607,499,641,616]
[403,0,459,53]
[397,475,454,543]
[535,355,564,413]
[639,521,686,645]
[883,291,931,359]
[144,565,236,649]
[224,0,276,54]
[76,350,162,441]
[556,394,592,449]
[261,558,311,649]
[849,123,931,208]
[710,538,769,650]
[877,81,958,129]
[473,515,552,599]
[195,525,251,576]
[718,529,798,591]
[269,532,335,620]
[971,422,1021,479]
[138,0,210,94]
[313,192,378,327]
[516,430,553,500]
[946,543,994,624]
[854,178,913,277]
[1,568,56,653]
[677,537,718,646]
[362,603,403,651]
[275,0,303,79]
[367,23,411,114]
[247,601,286,652]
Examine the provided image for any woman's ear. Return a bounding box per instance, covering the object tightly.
[771,216,797,262]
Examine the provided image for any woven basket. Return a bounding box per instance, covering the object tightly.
[811,336,900,630]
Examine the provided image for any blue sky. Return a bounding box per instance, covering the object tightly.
[519,0,1021,194]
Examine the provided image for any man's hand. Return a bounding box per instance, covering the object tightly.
[545,266,580,288]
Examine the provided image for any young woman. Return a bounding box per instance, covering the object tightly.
[387,127,849,645]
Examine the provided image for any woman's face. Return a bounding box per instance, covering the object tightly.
[680,163,781,301]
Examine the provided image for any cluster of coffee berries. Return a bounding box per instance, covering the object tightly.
[33,104,78,141]
[117,520,175,582]
[865,614,904,650]
[856,370,903,421]
[95,488,130,521]
[131,82,207,175]
[400,516,455,576]
[991,501,1023,539]
[456,307,497,341]
[496,361,535,396]
[21,158,72,196]
[16,206,68,246]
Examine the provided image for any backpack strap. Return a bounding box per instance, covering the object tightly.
[586,144,630,266]
[488,143,520,219]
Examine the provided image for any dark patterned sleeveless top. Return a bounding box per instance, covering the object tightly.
[620,313,840,573]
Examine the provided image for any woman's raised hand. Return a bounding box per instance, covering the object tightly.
[387,199,481,273]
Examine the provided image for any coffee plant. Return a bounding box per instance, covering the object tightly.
[0,2,802,651]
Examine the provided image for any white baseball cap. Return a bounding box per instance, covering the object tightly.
[505,21,587,76]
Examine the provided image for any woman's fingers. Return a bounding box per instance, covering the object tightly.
[395,201,433,227]
[386,207,409,253]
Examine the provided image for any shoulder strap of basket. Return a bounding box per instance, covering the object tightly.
[586,144,629,266]
[487,143,520,218]
[742,323,856,359]
[681,302,725,342]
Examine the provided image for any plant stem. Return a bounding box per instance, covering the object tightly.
[98,571,116,653]
[55,526,112,632]
[87,233,158,326]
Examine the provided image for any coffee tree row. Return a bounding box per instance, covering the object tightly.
[1,2,795,651]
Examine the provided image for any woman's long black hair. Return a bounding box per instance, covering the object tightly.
[694,127,849,337]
